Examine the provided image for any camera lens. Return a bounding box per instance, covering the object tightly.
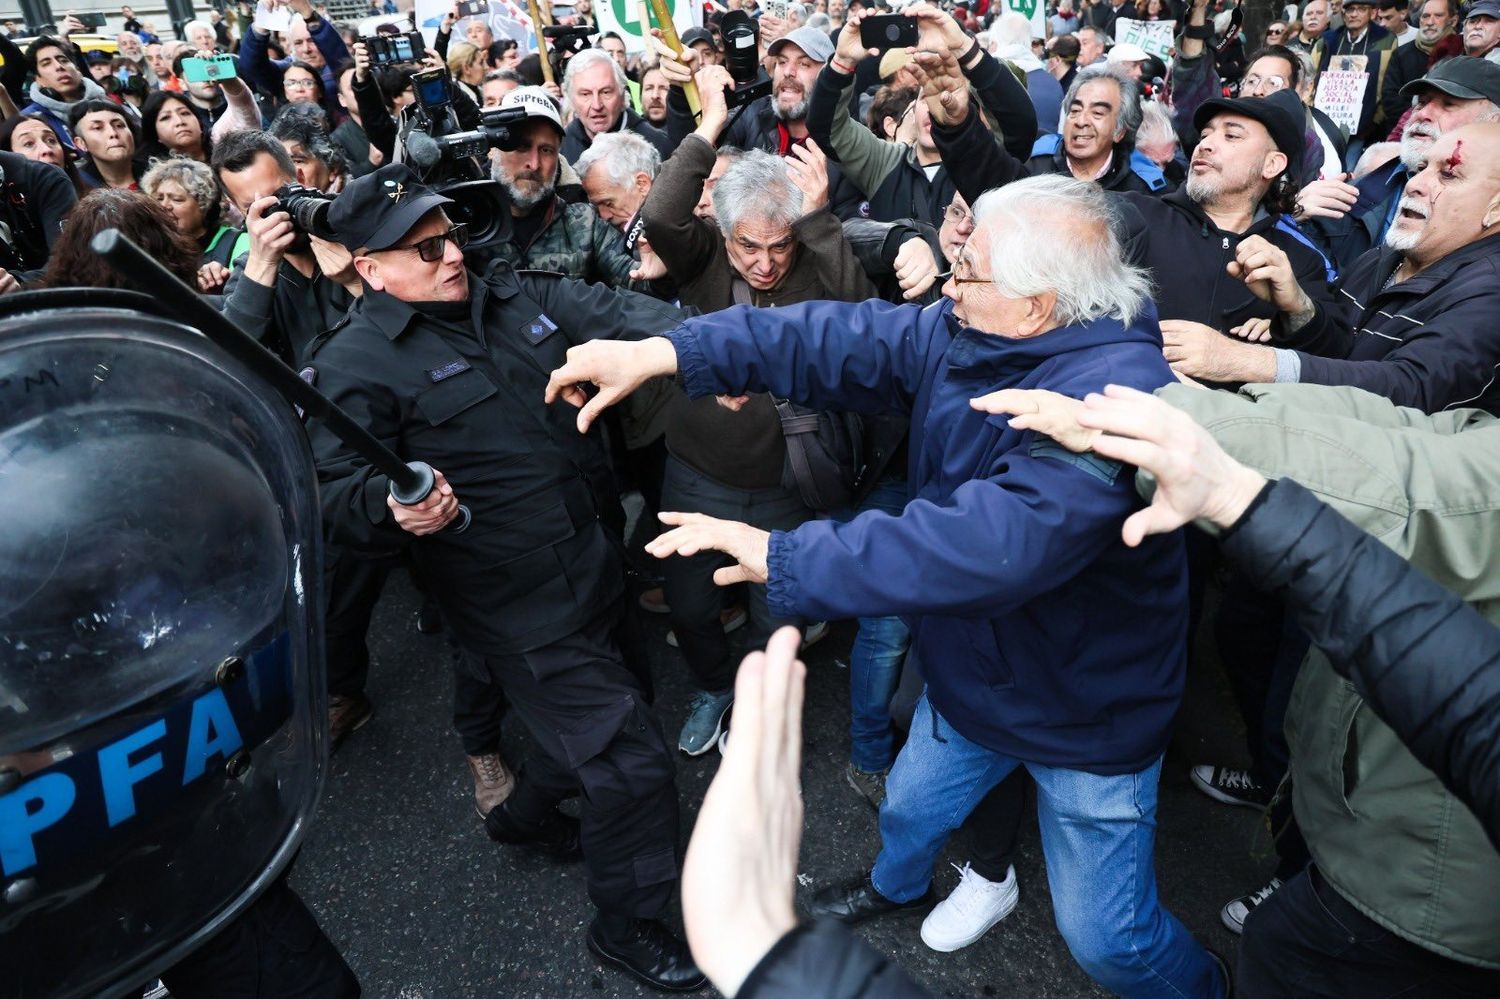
[885,22,901,41]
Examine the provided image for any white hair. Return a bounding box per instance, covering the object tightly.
[806,11,832,30]
[994,11,1033,47]
[1136,101,1177,151]
[183,18,214,41]
[712,149,801,236]
[564,47,629,100]
[972,174,1152,328]
[574,130,661,187]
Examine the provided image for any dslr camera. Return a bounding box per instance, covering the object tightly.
[719,11,771,109]
[362,30,425,66]
[272,183,337,241]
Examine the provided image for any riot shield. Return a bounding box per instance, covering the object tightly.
[0,293,327,998]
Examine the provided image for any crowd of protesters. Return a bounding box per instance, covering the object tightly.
[3,0,1500,995]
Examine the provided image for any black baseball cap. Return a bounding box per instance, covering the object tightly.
[1193,88,1305,179]
[328,163,452,252]
[681,26,717,49]
[1400,55,1500,104]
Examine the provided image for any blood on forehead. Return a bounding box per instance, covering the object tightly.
[1448,138,1464,169]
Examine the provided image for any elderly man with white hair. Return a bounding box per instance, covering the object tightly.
[544,174,1228,996]
[560,47,673,163]
[574,130,661,230]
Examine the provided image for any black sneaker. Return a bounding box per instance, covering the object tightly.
[1221,878,1283,935]
[807,872,933,925]
[483,801,583,861]
[1190,766,1272,808]
[587,917,707,992]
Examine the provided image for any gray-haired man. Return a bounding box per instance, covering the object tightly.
[637,61,875,757]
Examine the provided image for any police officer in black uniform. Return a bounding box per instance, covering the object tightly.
[307,162,704,993]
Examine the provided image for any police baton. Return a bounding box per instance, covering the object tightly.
[91,228,472,533]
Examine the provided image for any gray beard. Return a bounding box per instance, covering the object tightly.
[1384,224,1420,251]
[1183,172,1220,203]
[773,94,809,121]
[504,177,554,212]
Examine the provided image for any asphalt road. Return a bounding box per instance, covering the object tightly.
[292,569,1267,998]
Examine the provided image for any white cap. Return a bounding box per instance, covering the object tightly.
[499,86,564,134]
[1107,41,1149,63]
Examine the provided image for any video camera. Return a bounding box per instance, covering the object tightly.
[719,10,770,109]
[398,69,528,247]
[541,23,594,79]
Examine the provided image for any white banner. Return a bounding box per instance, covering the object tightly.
[1112,18,1173,61]
[414,0,535,51]
[595,0,700,53]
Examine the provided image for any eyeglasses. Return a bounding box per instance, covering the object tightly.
[1242,74,1288,91]
[943,203,974,227]
[385,223,470,262]
[284,76,319,91]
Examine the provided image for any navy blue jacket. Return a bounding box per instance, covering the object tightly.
[666,298,1188,773]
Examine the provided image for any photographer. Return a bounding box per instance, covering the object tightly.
[174,49,263,136]
[472,87,651,289]
[213,129,359,365]
[807,6,1037,228]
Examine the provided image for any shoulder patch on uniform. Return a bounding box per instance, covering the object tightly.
[520,313,559,345]
[1028,436,1122,485]
[428,358,472,382]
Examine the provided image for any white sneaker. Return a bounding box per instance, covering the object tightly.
[1221,877,1283,935]
[920,863,1018,952]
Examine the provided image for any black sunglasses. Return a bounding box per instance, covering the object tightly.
[386,223,470,262]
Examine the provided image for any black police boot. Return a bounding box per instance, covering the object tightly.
[807,872,933,925]
[587,916,707,993]
[482,801,582,862]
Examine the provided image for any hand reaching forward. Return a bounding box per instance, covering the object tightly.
[544,337,679,433]
[1075,385,1268,547]
[646,512,770,585]
[969,388,1097,452]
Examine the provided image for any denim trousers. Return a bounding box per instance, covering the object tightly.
[833,478,912,773]
[871,695,1222,999]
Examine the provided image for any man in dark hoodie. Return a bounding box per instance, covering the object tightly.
[545,173,1226,998]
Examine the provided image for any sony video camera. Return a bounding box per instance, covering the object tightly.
[720,11,771,109]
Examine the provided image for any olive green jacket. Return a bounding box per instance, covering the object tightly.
[1159,382,1500,968]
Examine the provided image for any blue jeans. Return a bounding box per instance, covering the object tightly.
[834,479,911,772]
[872,695,1222,999]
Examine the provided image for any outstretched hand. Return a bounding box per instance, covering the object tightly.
[646,512,771,585]
[909,47,969,126]
[969,388,1097,452]
[1075,385,1268,547]
[681,626,805,998]
[544,337,680,433]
